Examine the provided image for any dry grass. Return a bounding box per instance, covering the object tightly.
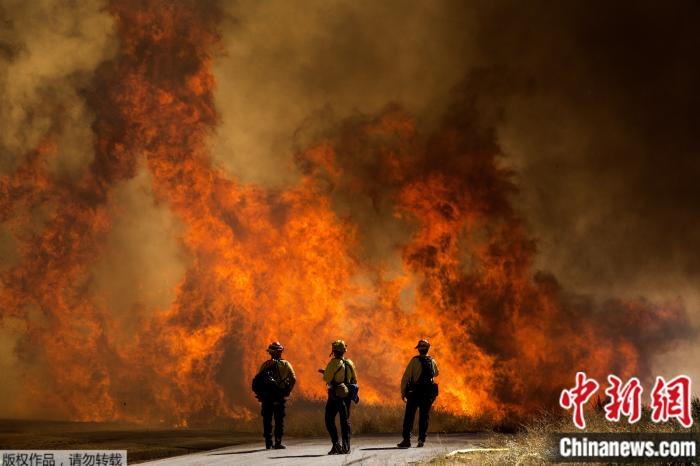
[424,397,700,465]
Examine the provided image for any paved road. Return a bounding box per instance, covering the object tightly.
[139,433,490,465]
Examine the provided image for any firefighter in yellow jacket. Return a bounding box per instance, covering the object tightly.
[319,339,357,455]
[397,339,439,448]
[256,341,296,449]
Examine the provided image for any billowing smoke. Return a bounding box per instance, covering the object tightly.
[0,0,697,424]
[0,0,116,176]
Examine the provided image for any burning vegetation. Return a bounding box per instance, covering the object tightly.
[0,0,695,427]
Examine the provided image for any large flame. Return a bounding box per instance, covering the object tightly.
[0,0,692,425]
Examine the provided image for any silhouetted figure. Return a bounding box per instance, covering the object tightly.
[319,339,358,455]
[397,339,439,448]
[253,341,296,449]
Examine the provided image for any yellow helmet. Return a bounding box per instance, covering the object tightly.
[331,339,347,353]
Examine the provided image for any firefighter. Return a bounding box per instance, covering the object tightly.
[255,341,296,449]
[319,339,357,455]
[397,339,439,448]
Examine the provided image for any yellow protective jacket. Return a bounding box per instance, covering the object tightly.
[323,357,357,385]
[259,358,297,390]
[400,355,439,396]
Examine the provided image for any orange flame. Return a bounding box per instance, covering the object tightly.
[0,0,692,425]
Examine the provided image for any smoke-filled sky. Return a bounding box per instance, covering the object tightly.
[0,0,699,419]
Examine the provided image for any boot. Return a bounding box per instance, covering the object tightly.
[341,438,351,454]
[397,439,411,449]
[417,440,425,448]
[273,438,286,449]
[328,442,342,455]
[264,438,273,450]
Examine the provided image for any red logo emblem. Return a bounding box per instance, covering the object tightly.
[561,373,693,429]
[604,375,643,424]
[560,371,600,429]
[650,375,693,428]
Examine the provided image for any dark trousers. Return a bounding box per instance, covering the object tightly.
[325,395,352,444]
[261,398,285,441]
[402,396,434,441]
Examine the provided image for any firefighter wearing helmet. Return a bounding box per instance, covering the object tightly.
[318,339,358,455]
[397,339,440,448]
[253,341,296,449]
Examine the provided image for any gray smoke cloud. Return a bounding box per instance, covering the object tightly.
[92,167,186,340]
[211,0,478,187]
[0,0,116,177]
